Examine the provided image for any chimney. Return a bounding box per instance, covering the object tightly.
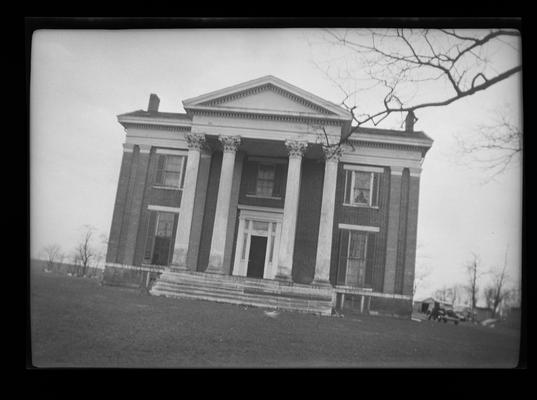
[147,93,160,112]
[405,110,417,132]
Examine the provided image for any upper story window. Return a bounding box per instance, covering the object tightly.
[155,154,186,189]
[244,158,287,199]
[343,168,381,208]
[256,164,276,197]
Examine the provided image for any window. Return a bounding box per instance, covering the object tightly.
[244,159,286,199]
[345,231,368,287]
[144,211,177,266]
[344,170,380,207]
[155,154,185,188]
[336,228,376,288]
[256,164,275,197]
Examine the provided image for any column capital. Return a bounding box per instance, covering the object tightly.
[219,135,241,153]
[285,140,308,159]
[322,144,343,163]
[185,132,207,152]
[138,144,152,154]
[390,166,405,176]
[409,167,422,177]
[122,143,135,152]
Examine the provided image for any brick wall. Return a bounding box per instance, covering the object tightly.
[292,159,324,284]
[106,149,134,263]
[133,148,183,266]
[402,175,421,296]
[394,168,410,294]
[330,164,391,292]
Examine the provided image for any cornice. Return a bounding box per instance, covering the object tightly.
[188,108,345,127]
[121,122,191,132]
[118,115,192,129]
[347,138,432,157]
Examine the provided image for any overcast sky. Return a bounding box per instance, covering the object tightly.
[30,29,522,300]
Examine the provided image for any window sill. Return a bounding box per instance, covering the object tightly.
[153,185,182,191]
[245,194,282,200]
[343,203,379,210]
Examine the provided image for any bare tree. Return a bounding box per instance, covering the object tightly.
[465,253,482,314]
[312,28,522,154]
[455,108,522,180]
[484,249,510,318]
[42,244,62,272]
[74,225,96,277]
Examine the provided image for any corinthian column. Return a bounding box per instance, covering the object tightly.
[275,140,308,281]
[172,133,207,270]
[206,135,241,274]
[312,145,342,286]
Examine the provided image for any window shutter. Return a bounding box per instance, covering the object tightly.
[166,213,179,266]
[336,229,350,285]
[344,170,352,204]
[144,211,158,262]
[244,160,258,195]
[155,154,166,185]
[272,164,285,198]
[371,172,380,207]
[365,233,376,286]
[179,156,187,189]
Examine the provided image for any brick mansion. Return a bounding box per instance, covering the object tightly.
[103,76,433,317]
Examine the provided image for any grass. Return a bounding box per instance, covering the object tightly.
[30,264,520,368]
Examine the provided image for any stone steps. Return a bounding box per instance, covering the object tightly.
[152,285,325,314]
[150,270,334,316]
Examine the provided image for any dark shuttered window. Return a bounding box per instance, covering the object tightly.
[343,169,381,208]
[244,159,287,199]
[144,211,158,262]
[155,154,186,188]
[337,229,375,288]
[144,210,178,266]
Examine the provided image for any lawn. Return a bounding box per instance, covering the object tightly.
[29,265,521,368]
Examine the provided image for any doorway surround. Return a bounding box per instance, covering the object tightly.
[232,204,283,279]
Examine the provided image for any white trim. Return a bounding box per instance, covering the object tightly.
[245,194,282,201]
[148,205,181,213]
[237,204,284,214]
[156,148,188,156]
[152,185,182,191]
[343,164,385,173]
[390,166,405,175]
[338,223,380,233]
[105,262,165,272]
[248,156,288,164]
[349,132,433,148]
[118,115,193,128]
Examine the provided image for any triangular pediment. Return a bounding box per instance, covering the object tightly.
[182,76,352,121]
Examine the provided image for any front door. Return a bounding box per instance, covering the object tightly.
[247,236,267,278]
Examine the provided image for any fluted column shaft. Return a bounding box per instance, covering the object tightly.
[275,140,308,281]
[312,145,342,286]
[206,135,241,274]
[172,133,207,269]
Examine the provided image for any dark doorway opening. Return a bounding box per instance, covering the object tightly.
[247,236,267,279]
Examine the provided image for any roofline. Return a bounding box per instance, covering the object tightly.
[117,113,193,128]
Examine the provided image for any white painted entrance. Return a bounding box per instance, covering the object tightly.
[232,205,283,279]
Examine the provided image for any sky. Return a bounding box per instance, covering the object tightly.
[30,29,522,301]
